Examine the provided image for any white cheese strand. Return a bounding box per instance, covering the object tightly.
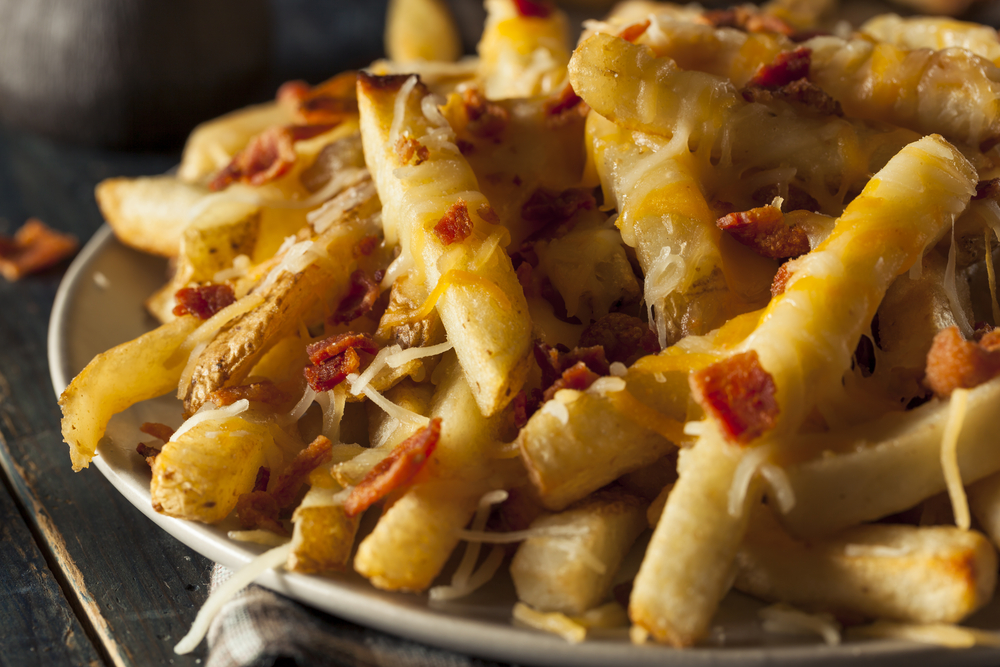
[941,388,971,530]
[174,542,292,654]
[169,399,250,443]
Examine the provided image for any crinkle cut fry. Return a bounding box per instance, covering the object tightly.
[356,71,532,417]
[630,135,976,646]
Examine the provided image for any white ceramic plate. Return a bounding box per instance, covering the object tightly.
[48,225,1000,666]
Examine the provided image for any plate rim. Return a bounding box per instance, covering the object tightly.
[47,225,995,667]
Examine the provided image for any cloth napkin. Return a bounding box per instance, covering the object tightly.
[205,564,519,667]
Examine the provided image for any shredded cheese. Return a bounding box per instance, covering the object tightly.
[227,530,289,547]
[429,490,508,601]
[174,542,292,654]
[346,373,429,426]
[512,603,587,644]
[758,604,841,646]
[169,399,250,443]
[759,463,796,513]
[941,388,971,530]
[729,444,772,517]
[384,340,454,368]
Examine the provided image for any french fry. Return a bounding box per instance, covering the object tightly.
[736,505,998,625]
[353,353,514,591]
[631,135,977,646]
[95,176,209,258]
[969,471,1000,549]
[181,194,383,413]
[510,487,647,615]
[150,410,274,523]
[385,0,461,63]
[60,315,200,471]
[780,376,1000,538]
[477,0,571,99]
[356,72,532,417]
[288,472,361,574]
[858,14,1000,64]
[178,101,293,184]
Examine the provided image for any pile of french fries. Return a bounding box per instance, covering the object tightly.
[60,0,1000,651]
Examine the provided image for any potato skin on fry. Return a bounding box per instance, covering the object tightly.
[151,417,272,523]
[96,176,208,258]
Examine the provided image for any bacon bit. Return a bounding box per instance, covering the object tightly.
[353,235,380,258]
[282,71,359,125]
[0,218,78,281]
[235,491,285,534]
[253,466,271,493]
[618,20,651,43]
[236,437,333,533]
[974,178,1000,201]
[307,332,379,365]
[513,0,553,18]
[579,313,661,366]
[771,262,792,297]
[344,419,441,517]
[750,47,812,89]
[434,199,474,245]
[209,123,338,191]
[521,187,596,228]
[533,342,610,406]
[691,350,779,444]
[542,361,601,402]
[463,89,509,138]
[140,422,175,442]
[136,442,161,469]
[478,203,500,224]
[208,380,288,408]
[717,205,810,260]
[304,333,378,392]
[330,270,381,324]
[271,436,333,506]
[172,283,236,319]
[741,79,842,116]
[545,84,583,116]
[394,136,430,166]
[702,7,794,35]
[925,326,1000,398]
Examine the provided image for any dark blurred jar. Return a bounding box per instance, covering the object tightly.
[0,0,270,150]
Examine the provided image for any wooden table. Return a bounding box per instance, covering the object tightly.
[0,125,211,666]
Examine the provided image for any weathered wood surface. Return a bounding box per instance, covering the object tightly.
[0,126,212,666]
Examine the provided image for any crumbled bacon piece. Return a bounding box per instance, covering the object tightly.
[209,124,336,191]
[750,47,812,89]
[330,270,381,325]
[771,262,792,297]
[521,187,596,228]
[280,72,359,125]
[545,84,584,117]
[690,350,779,444]
[974,178,1000,201]
[395,136,430,165]
[0,218,78,281]
[579,313,660,366]
[353,235,380,258]
[478,203,500,224]
[513,0,553,18]
[717,205,810,260]
[741,79,842,116]
[208,380,288,408]
[924,326,1000,398]
[463,89,509,138]
[434,199,474,245]
[533,342,610,406]
[235,437,333,533]
[307,332,379,365]
[344,418,441,517]
[172,283,236,319]
[271,436,333,507]
[140,422,175,443]
[542,361,602,402]
[702,7,793,35]
[619,20,651,43]
[136,442,161,468]
[304,333,378,392]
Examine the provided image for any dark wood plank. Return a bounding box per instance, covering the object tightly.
[0,125,213,666]
[0,475,102,667]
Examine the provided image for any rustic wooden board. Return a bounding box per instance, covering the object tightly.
[0,126,213,666]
